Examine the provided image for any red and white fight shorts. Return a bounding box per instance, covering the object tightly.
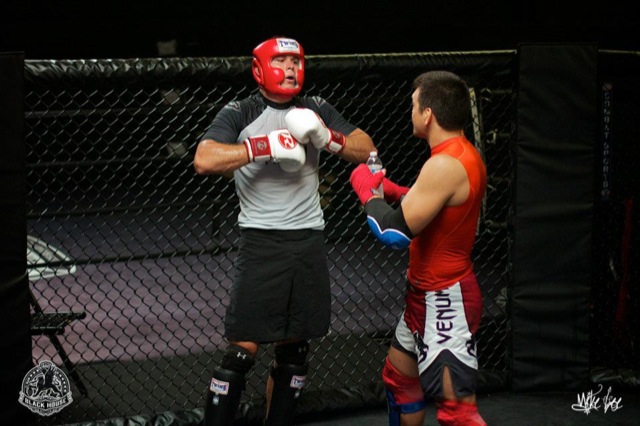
[391,273,483,398]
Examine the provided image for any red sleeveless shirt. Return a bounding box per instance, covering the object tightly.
[407,136,487,292]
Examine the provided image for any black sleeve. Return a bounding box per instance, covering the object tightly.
[363,198,413,250]
[200,100,244,144]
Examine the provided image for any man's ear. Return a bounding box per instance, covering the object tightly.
[423,108,432,126]
[251,58,262,83]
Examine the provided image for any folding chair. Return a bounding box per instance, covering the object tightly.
[27,235,88,396]
[30,289,88,396]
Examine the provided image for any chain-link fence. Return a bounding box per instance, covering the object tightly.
[25,52,516,424]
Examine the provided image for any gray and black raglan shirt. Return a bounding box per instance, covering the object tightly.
[200,92,357,231]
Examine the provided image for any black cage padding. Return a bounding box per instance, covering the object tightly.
[25,51,516,87]
[0,52,33,426]
[590,51,640,388]
[511,44,597,391]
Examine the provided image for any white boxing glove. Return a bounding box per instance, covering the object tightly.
[243,129,306,173]
[285,108,347,154]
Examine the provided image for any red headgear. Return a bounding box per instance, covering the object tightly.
[252,37,305,96]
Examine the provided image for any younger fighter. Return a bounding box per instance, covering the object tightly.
[194,36,375,425]
[350,70,488,426]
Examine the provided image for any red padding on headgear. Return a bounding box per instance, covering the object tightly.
[252,37,304,96]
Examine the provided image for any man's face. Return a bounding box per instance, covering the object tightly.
[271,55,301,90]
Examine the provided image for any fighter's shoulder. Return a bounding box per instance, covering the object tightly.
[417,155,467,193]
[296,95,330,111]
[423,154,464,174]
[221,94,263,114]
[216,95,265,126]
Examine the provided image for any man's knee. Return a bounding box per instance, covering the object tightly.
[382,357,426,425]
[265,341,310,426]
[274,340,309,366]
[221,344,255,373]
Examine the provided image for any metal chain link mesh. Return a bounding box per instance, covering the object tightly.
[24,53,517,424]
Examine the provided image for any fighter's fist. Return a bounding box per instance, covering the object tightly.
[243,129,306,172]
[350,163,384,205]
[382,177,410,204]
[285,108,346,154]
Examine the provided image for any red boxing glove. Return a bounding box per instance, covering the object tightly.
[350,163,384,205]
[383,177,410,204]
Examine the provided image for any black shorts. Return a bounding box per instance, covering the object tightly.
[224,228,331,343]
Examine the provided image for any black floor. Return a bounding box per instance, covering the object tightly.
[58,388,640,425]
[300,390,640,426]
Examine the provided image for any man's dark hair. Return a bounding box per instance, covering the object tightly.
[412,71,471,131]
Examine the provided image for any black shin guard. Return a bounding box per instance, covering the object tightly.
[204,366,245,426]
[264,364,308,426]
[204,346,254,426]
